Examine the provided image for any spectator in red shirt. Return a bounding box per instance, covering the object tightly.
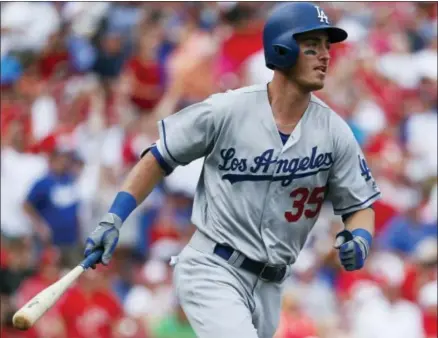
[418,280,438,338]
[122,13,164,114]
[1,88,33,152]
[38,26,69,82]
[216,4,264,90]
[274,289,318,338]
[59,266,123,338]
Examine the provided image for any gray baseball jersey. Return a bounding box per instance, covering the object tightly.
[144,84,381,265]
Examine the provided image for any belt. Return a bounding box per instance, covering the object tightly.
[213,244,287,283]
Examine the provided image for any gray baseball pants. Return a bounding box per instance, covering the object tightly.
[171,230,290,338]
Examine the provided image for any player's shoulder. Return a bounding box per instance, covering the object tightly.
[310,94,350,129]
[309,94,331,110]
[227,84,268,95]
[309,94,341,118]
[210,84,267,102]
[207,84,267,118]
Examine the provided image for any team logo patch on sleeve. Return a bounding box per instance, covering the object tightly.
[359,155,372,182]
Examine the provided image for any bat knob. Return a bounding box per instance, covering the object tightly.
[12,314,32,331]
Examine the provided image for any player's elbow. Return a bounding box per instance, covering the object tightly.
[141,150,168,177]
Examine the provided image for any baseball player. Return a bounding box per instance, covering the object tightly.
[84,3,381,338]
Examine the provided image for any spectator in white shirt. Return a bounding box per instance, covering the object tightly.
[1,120,47,239]
[349,252,426,338]
[123,260,175,327]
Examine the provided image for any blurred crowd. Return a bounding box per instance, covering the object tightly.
[0,2,437,338]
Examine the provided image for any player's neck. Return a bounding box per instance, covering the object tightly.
[268,73,311,125]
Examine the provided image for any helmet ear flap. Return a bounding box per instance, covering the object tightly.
[269,40,299,70]
[266,45,291,69]
[274,45,288,56]
[265,31,300,70]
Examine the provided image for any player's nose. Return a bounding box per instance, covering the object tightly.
[319,48,331,62]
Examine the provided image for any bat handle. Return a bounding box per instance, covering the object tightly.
[80,249,104,269]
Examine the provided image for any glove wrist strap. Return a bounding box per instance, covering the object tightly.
[100,213,123,230]
[108,191,137,222]
[352,228,373,257]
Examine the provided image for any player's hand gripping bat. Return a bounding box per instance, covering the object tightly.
[12,249,103,330]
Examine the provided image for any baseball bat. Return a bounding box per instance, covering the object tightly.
[12,249,103,331]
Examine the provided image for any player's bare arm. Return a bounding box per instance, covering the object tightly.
[84,152,164,266]
[333,207,376,271]
[343,207,375,236]
[119,151,165,203]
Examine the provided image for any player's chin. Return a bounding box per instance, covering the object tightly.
[305,80,325,92]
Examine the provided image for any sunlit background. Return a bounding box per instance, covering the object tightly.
[0,2,437,338]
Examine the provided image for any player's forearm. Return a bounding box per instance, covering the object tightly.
[344,207,375,236]
[120,152,165,204]
[108,152,165,223]
[335,208,376,271]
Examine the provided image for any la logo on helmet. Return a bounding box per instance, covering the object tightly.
[315,6,329,24]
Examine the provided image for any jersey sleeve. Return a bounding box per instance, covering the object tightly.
[327,116,381,216]
[140,96,218,175]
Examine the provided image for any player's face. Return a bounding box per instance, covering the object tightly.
[289,31,331,91]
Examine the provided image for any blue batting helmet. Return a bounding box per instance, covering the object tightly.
[263,2,348,70]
